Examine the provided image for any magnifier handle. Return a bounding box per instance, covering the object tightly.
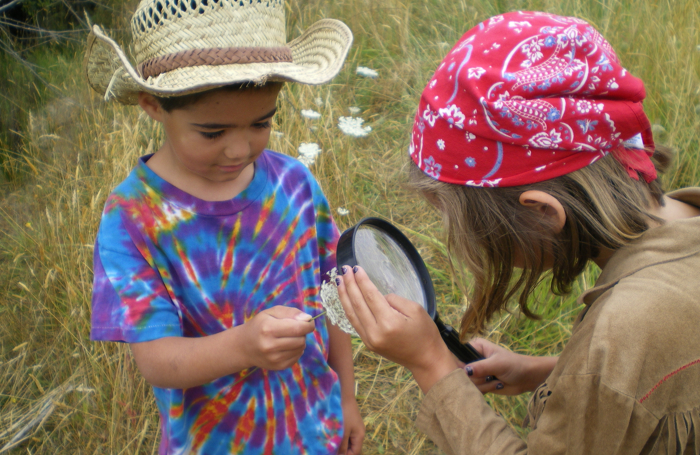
[436,320,485,365]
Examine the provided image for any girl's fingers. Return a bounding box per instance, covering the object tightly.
[335,268,371,338]
[352,266,401,322]
[475,381,506,395]
[340,266,382,324]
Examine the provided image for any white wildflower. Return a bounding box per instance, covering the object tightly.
[298,155,316,167]
[297,142,321,167]
[272,131,284,138]
[321,268,358,336]
[338,116,372,137]
[356,66,379,78]
[337,207,349,216]
[298,142,321,158]
[315,97,324,106]
[348,106,361,115]
[301,109,321,120]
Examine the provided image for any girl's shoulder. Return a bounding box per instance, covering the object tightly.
[564,229,700,408]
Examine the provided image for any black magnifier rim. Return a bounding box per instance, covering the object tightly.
[336,217,437,318]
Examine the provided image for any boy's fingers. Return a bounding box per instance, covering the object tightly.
[264,317,315,338]
[337,433,349,455]
[265,305,312,321]
[348,428,364,455]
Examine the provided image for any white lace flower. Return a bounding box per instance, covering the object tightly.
[272,131,284,138]
[337,207,349,216]
[298,142,321,158]
[348,106,361,115]
[301,109,321,120]
[338,117,372,137]
[297,142,321,167]
[314,97,324,106]
[297,155,315,167]
[321,268,358,336]
[356,66,379,78]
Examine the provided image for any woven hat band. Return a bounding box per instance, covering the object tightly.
[138,46,293,79]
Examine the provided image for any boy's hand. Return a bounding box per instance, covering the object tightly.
[338,396,364,455]
[241,306,315,371]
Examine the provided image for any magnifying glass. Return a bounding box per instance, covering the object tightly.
[337,217,484,365]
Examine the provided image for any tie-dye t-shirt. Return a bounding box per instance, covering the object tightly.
[90,150,343,454]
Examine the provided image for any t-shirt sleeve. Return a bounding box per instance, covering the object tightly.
[91,207,182,343]
[309,174,340,281]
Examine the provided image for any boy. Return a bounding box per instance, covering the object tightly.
[84,0,364,453]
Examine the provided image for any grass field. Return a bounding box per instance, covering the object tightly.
[1,0,698,453]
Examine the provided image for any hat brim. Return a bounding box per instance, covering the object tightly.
[84,19,353,105]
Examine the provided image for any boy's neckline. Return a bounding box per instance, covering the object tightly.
[136,152,269,216]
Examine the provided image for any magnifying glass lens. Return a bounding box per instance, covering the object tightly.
[354,225,428,311]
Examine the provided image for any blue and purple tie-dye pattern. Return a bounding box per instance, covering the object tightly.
[91,150,343,454]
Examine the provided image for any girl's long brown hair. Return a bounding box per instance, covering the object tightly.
[408,146,673,337]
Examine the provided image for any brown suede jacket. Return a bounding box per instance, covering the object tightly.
[416,188,700,455]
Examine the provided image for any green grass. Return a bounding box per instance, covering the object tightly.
[1,0,699,453]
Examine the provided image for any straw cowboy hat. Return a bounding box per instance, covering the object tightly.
[84,0,353,105]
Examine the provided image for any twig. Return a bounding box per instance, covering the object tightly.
[0,33,63,96]
[60,0,89,29]
[0,0,27,15]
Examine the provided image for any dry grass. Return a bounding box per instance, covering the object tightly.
[1,0,699,453]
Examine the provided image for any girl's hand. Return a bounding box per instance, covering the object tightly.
[337,266,458,393]
[338,396,364,455]
[240,306,315,371]
[465,338,558,395]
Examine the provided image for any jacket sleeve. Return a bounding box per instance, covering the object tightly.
[415,369,660,455]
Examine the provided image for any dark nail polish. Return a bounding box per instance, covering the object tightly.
[485,375,494,382]
[335,278,341,286]
[341,266,348,275]
[496,383,504,390]
[465,366,473,376]
[353,266,358,273]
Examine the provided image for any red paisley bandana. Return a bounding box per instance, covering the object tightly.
[409,11,656,187]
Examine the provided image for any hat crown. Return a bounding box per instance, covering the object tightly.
[131,0,286,64]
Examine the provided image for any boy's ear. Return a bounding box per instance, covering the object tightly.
[138,92,165,122]
[518,190,566,234]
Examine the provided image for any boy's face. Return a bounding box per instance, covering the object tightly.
[139,86,281,198]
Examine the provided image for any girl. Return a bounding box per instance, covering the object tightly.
[337,11,700,455]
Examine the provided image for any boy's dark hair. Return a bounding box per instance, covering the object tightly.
[408,145,675,336]
[154,81,284,112]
